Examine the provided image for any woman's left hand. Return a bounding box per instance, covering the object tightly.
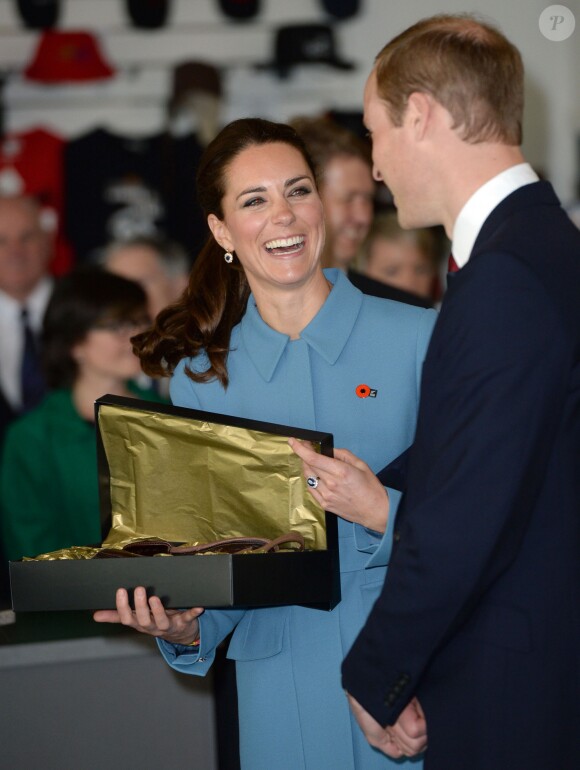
[288,438,389,533]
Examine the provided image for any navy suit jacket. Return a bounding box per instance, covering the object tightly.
[347,269,434,309]
[342,181,580,770]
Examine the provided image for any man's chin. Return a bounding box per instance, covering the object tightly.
[395,211,424,231]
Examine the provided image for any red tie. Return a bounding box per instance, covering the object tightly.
[448,254,460,273]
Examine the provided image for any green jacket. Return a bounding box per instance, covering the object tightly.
[0,386,165,561]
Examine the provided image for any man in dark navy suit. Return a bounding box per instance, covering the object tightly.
[293,13,580,770]
[0,195,53,445]
[341,14,580,769]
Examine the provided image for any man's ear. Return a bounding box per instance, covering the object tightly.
[207,213,233,252]
[405,92,434,140]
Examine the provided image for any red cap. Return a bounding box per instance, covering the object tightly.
[24,30,115,83]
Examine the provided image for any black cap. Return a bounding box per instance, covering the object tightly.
[125,0,171,29]
[16,0,60,29]
[320,0,361,20]
[218,0,260,21]
[256,24,355,78]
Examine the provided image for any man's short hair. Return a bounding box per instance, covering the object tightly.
[374,14,524,145]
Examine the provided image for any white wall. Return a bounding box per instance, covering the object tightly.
[0,0,578,202]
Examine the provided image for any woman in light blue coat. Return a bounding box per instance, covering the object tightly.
[95,118,436,769]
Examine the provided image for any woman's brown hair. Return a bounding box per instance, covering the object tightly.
[132,118,317,388]
[43,266,148,389]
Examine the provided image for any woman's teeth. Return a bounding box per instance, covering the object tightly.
[265,236,304,254]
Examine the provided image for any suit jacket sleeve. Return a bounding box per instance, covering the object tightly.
[376,448,410,492]
[342,250,573,725]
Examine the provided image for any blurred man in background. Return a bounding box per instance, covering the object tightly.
[292,115,432,308]
[0,194,54,606]
[102,235,190,399]
[101,235,189,321]
[0,195,53,444]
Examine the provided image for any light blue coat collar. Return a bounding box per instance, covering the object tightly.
[240,269,363,382]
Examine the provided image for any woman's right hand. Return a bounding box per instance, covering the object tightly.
[289,439,390,533]
[93,586,204,646]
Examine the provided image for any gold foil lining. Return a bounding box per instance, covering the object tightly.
[23,542,174,561]
[23,546,101,561]
[25,404,328,562]
[97,405,327,549]
[26,535,306,561]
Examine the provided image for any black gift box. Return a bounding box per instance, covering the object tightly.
[10,396,340,611]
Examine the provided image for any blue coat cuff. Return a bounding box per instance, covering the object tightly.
[156,608,244,676]
[355,487,401,569]
[157,635,215,676]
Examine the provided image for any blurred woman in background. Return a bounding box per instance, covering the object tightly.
[0,267,162,561]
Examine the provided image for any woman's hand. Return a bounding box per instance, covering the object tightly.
[289,439,390,533]
[93,586,204,646]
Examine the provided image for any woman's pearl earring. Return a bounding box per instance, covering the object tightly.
[224,251,234,264]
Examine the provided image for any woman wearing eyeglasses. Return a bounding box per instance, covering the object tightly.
[0,266,163,562]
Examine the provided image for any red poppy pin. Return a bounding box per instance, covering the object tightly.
[355,383,377,398]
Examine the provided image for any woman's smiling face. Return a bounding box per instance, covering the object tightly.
[208,142,326,295]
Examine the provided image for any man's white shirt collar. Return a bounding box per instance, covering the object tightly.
[452,163,539,268]
[0,276,53,326]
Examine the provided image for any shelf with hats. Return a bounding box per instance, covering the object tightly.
[0,0,367,142]
[0,28,268,71]
[0,17,364,101]
[0,0,364,68]
[0,0,336,31]
[5,65,168,102]
[0,16,364,70]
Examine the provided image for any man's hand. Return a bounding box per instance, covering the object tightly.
[346,693,427,759]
